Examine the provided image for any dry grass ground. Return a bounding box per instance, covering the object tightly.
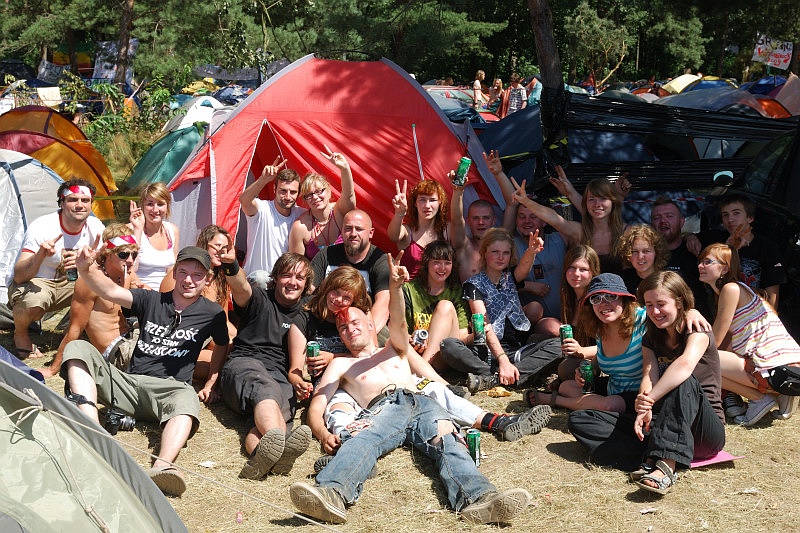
[3,318,799,532]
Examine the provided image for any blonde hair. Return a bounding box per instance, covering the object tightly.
[479,227,517,270]
[138,182,172,218]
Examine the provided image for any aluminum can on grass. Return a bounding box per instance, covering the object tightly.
[466,428,481,466]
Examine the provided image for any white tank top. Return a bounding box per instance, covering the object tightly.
[137,224,176,290]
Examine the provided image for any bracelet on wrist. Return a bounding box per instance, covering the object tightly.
[221,261,240,276]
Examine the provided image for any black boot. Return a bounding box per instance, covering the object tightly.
[481,405,552,441]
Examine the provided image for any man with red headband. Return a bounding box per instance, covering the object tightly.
[42,224,141,378]
[9,179,105,360]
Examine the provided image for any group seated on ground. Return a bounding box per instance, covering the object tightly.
[9,148,799,523]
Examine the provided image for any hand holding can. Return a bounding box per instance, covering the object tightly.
[62,248,78,281]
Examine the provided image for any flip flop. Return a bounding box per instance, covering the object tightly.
[15,345,44,360]
[524,389,558,409]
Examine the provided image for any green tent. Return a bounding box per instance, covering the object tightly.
[125,125,202,192]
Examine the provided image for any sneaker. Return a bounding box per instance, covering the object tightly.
[447,384,471,399]
[723,392,747,417]
[772,395,799,420]
[239,429,285,480]
[467,373,499,394]
[734,395,777,427]
[271,425,312,475]
[460,488,531,524]
[489,405,552,441]
[289,482,347,524]
[313,454,378,479]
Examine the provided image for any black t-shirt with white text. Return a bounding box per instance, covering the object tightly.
[128,289,229,382]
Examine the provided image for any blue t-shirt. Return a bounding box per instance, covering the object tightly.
[595,306,646,395]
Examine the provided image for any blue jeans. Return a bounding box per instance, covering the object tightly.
[315,389,496,511]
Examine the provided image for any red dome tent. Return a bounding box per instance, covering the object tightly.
[168,55,503,253]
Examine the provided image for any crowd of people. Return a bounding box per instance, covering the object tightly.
[7,144,800,524]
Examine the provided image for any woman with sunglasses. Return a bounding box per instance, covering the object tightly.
[527,273,645,412]
[698,244,800,425]
[288,147,355,260]
[388,179,450,279]
[161,225,237,383]
[128,183,180,290]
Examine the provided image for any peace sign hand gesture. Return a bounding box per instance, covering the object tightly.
[387,250,410,290]
[527,228,544,254]
[322,144,349,171]
[129,201,144,232]
[392,179,408,215]
[260,156,288,183]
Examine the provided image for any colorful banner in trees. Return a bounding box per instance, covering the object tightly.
[752,35,793,70]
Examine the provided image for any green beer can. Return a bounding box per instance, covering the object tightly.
[466,428,481,466]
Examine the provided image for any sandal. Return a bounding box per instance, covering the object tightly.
[544,373,561,393]
[524,389,558,409]
[636,460,676,495]
[15,345,44,360]
[628,462,655,482]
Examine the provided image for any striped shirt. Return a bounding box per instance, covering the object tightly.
[730,282,800,371]
[596,306,646,395]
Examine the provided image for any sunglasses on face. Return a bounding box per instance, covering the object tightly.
[302,189,327,201]
[116,251,139,260]
[589,293,620,305]
[697,258,720,266]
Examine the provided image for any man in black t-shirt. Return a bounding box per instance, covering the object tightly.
[311,210,390,331]
[219,251,314,480]
[62,246,229,497]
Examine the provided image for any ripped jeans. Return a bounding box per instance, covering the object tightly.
[315,389,496,511]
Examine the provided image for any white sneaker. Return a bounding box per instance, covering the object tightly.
[772,395,799,420]
[734,395,777,427]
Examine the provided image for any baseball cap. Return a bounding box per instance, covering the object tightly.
[175,246,212,271]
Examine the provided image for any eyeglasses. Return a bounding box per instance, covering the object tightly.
[302,189,327,201]
[698,258,720,266]
[166,311,181,336]
[116,251,139,260]
[589,293,620,305]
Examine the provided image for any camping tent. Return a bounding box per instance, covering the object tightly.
[0,130,116,219]
[0,107,116,218]
[168,55,501,252]
[0,356,187,532]
[125,126,203,191]
[0,149,63,315]
[161,96,226,133]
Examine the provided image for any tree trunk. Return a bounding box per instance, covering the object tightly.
[526,0,562,89]
[115,0,135,88]
[526,0,567,146]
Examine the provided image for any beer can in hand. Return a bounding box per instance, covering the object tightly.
[306,341,321,377]
[579,359,595,393]
[452,157,471,187]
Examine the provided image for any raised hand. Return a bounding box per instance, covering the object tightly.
[727,223,752,250]
[76,235,103,274]
[527,228,544,254]
[482,150,503,177]
[387,250,410,289]
[392,179,408,215]
[548,165,575,197]
[260,156,287,182]
[615,173,632,197]
[129,201,144,231]
[322,144,349,170]
[510,176,528,205]
[39,233,63,257]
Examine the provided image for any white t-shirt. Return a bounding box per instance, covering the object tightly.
[18,212,105,280]
[243,199,304,275]
[136,223,177,290]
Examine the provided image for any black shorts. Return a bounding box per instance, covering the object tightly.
[220,356,296,423]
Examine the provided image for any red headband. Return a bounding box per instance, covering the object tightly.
[105,235,138,248]
[62,185,93,198]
